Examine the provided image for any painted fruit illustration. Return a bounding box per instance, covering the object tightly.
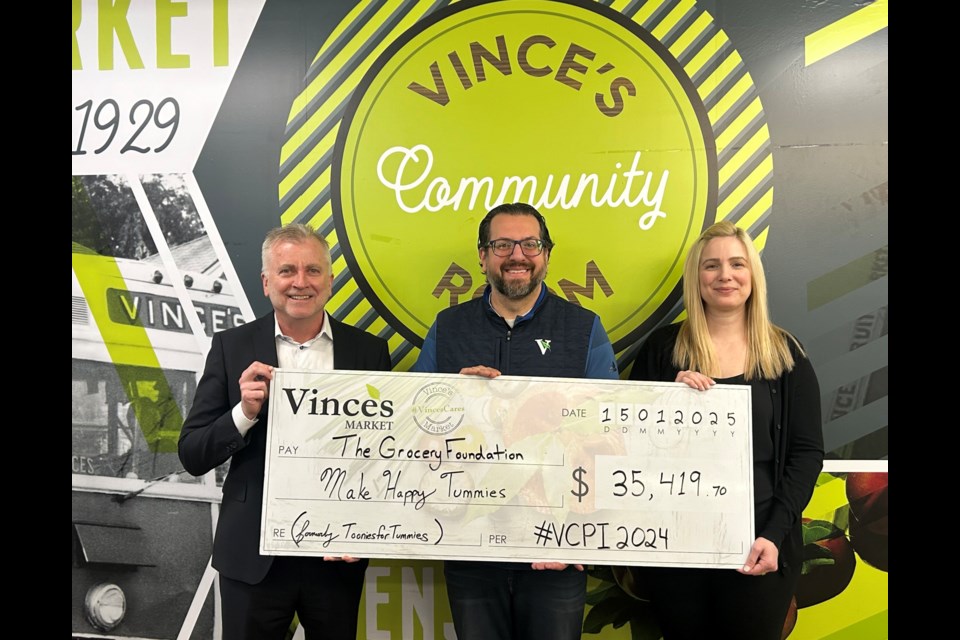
[845,471,888,571]
[502,390,568,446]
[781,595,798,639]
[500,390,625,513]
[794,518,856,608]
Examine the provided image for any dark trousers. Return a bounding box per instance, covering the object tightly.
[219,556,368,640]
[444,561,587,640]
[640,535,800,640]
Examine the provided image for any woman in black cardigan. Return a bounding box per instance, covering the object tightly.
[628,221,824,639]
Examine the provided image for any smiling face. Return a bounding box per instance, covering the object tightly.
[261,237,333,338]
[480,213,550,304]
[698,235,752,314]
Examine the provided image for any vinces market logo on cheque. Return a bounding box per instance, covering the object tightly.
[328,0,720,351]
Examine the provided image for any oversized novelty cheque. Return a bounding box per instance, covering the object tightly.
[260,369,754,568]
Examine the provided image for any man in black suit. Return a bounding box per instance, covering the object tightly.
[179,223,392,640]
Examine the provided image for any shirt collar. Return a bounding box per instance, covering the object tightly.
[482,283,547,323]
[273,311,334,345]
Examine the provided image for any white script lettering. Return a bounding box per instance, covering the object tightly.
[376,144,669,230]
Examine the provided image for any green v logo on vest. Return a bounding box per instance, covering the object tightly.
[535,339,551,355]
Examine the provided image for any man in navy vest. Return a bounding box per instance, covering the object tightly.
[412,202,619,640]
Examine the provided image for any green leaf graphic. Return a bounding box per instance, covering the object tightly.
[366,384,380,400]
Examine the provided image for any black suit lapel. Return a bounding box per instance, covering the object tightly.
[330,317,356,371]
[254,313,280,368]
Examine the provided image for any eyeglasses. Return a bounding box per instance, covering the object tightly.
[482,238,545,257]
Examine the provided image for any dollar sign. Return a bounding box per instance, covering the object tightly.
[571,466,589,502]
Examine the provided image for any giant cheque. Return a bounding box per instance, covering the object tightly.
[260,369,754,568]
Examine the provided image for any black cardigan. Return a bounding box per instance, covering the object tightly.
[629,322,824,548]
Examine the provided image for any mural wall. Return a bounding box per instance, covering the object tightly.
[72,0,887,638]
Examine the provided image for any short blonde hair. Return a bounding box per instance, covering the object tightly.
[261,223,331,273]
[674,221,801,380]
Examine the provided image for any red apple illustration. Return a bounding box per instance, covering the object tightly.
[845,472,888,571]
[794,518,856,608]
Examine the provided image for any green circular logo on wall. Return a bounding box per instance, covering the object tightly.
[282,0,773,362]
[333,0,713,349]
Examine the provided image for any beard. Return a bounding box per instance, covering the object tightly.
[488,260,546,300]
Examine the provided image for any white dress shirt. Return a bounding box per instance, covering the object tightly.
[232,312,335,436]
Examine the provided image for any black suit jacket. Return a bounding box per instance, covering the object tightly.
[178,312,392,584]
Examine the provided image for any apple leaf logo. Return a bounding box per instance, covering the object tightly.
[366,384,380,399]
